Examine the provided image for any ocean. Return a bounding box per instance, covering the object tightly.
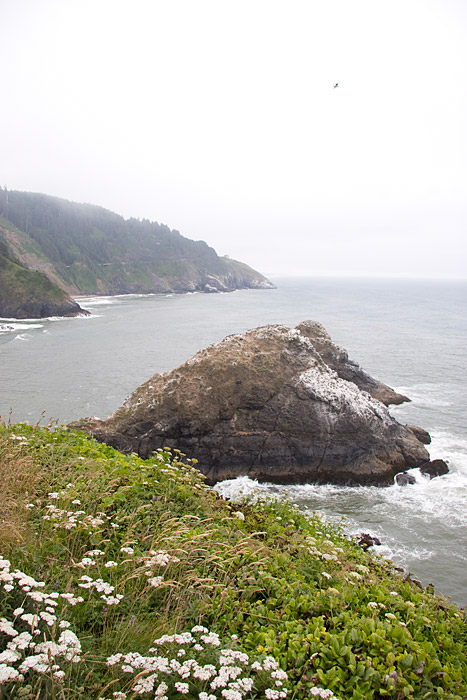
[1,277,466,606]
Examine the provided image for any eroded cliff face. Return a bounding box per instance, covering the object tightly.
[71,322,430,486]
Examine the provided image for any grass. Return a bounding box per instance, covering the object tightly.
[0,422,466,699]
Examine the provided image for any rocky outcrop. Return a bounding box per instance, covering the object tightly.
[0,248,90,319]
[0,296,88,319]
[407,425,431,444]
[295,321,409,406]
[71,322,436,487]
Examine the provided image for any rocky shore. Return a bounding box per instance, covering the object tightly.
[71,321,440,486]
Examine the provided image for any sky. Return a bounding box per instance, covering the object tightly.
[1,0,466,279]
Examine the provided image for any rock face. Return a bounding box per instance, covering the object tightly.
[0,295,88,319]
[71,321,432,486]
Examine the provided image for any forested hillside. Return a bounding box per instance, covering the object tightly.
[0,189,273,296]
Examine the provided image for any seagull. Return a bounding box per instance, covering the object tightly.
[333,83,339,88]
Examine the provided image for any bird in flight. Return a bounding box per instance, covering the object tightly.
[333,83,339,88]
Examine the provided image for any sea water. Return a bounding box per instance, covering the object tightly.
[1,277,466,605]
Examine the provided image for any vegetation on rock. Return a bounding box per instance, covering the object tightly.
[0,240,86,319]
[1,422,465,699]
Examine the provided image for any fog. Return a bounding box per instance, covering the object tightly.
[1,0,466,278]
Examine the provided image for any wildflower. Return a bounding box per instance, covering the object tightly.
[0,663,22,683]
[356,564,369,574]
[321,572,331,580]
[48,493,60,499]
[105,561,118,568]
[201,632,221,647]
[59,621,71,629]
[367,601,378,609]
[133,673,157,694]
[385,613,397,620]
[154,681,169,699]
[20,613,38,628]
[25,503,35,509]
[347,571,362,580]
[8,631,33,650]
[13,607,24,616]
[71,499,81,505]
[0,650,20,664]
[39,611,56,626]
[148,576,164,588]
[175,682,190,694]
[234,511,245,521]
[120,546,134,555]
[389,591,399,596]
[101,595,123,605]
[107,654,123,666]
[77,557,96,567]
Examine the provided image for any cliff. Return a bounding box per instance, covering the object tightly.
[0,243,88,319]
[0,189,274,298]
[71,321,432,486]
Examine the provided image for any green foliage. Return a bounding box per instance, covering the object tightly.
[0,423,466,699]
[0,253,67,303]
[0,190,265,296]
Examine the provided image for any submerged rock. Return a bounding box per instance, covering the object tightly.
[71,322,432,486]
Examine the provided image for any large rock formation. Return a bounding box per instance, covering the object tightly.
[71,322,432,486]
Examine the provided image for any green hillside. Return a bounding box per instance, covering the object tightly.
[0,422,465,699]
[0,189,273,296]
[0,241,85,318]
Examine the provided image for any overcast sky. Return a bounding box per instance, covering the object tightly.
[1,0,466,278]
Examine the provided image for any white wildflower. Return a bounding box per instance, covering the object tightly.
[0,650,20,664]
[148,576,164,588]
[120,546,134,555]
[0,663,22,683]
[175,682,190,694]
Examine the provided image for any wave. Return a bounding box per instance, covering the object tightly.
[75,296,118,307]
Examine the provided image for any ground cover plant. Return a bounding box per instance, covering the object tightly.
[0,422,466,699]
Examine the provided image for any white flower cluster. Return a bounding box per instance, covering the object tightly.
[310,688,340,699]
[106,626,288,699]
[40,491,117,532]
[0,555,82,687]
[78,575,124,606]
[141,549,181,591]
[145,550,180,568]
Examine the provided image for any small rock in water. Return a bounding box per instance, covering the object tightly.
[395,473,416,486]
[357,533,382,549]
[420,459,449,479]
